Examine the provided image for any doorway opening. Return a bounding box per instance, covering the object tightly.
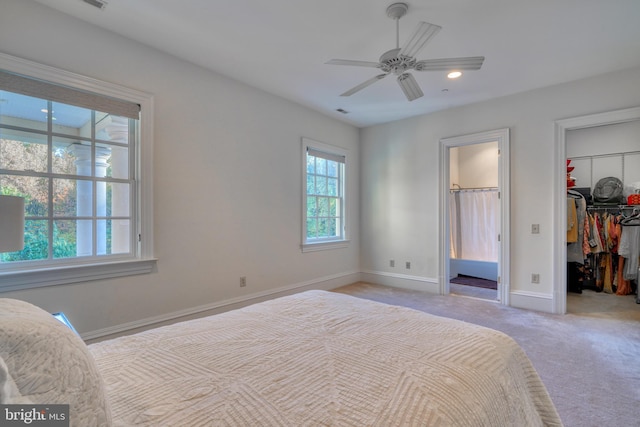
[449,143,499,301]
[553,106,640,314]
[439,128,510,305]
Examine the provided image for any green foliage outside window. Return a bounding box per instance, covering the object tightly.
[306,151,342,240]
[0,138,109,262]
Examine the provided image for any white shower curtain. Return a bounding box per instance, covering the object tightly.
[449,189,498,262]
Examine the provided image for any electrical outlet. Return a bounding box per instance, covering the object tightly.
[406,261,411,269]
[531,273,540,284]
[240,276,247,287]
[390,260,395,267]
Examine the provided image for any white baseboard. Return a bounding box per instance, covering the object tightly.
[361,270,555,313]
[360,270,440,294]
[509,290,554,313]
[83,270,361,343]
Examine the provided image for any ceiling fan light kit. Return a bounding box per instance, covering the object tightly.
[327,2,485,101]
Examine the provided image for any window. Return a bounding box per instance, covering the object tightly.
[302,138,348,252]
[0,53,154,291]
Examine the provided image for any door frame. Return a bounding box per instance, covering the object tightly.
[439,128,510,304]
[552,106,640,314]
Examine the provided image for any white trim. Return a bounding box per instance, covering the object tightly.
[0,52,156,291]
[509,290,554,313]
[360,270,440,293]
[0,52,151,108]
[83,270,361,342]
[301,240,350,252]
[0,259,156,292]
[553,106,640,314]
[439,128,510,305]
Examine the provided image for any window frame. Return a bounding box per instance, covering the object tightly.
[301,137,349,252]
[0,52,155,292]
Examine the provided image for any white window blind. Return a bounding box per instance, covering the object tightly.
[306,147,346,164]
[0,70,140,120]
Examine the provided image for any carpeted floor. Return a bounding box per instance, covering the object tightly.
[334,282,640,427]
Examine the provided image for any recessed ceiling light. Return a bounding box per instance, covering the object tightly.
[336,108,349,114]
[447,71,462,79]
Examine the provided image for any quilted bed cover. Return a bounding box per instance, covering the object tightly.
[89,290,562,426]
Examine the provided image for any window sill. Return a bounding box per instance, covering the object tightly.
[0,258,157,292]
[301,240,350,253]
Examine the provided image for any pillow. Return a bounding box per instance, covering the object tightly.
[0,356,32,404]
[0,298,111,426]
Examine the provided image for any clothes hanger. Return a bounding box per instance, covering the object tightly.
[567,189,584,199]
[620,207,640,225]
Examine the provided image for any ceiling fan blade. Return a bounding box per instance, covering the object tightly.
[399,22,441,58]
[415,56,485,71]
[340,73,389,97]
[397,73,423,101]
[326,59,382,68]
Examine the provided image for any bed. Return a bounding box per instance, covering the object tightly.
[0,290,563,426]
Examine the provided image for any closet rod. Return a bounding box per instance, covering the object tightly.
[587,205,638,211]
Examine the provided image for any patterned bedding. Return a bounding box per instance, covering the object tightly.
[88,290,563,426]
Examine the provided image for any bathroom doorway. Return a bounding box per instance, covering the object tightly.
[439,128,510,305]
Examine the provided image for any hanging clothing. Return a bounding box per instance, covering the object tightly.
[582,215,591,258]
[616,256,632,295]
[607,215,619,253]
[601,253,613,294]
[618,225,640,281]
[590,213,605,254]
[568,195,587,264]
[567,198,578,243]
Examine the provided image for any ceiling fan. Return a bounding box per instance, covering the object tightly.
[326,2,485,101]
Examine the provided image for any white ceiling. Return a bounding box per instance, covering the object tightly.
[34,0,640,128]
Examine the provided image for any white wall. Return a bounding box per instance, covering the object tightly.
[0,0,360,338]
[360,65,640,310]
[451,142,498,188]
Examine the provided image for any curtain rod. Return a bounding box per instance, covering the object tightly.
[449,186,498,192]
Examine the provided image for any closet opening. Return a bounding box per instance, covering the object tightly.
[554,106,640,314]
[565,125,640,313]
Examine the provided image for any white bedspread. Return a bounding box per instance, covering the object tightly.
[89,290,562,426]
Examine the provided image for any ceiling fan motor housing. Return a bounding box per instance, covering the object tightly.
[379,48,415,75]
